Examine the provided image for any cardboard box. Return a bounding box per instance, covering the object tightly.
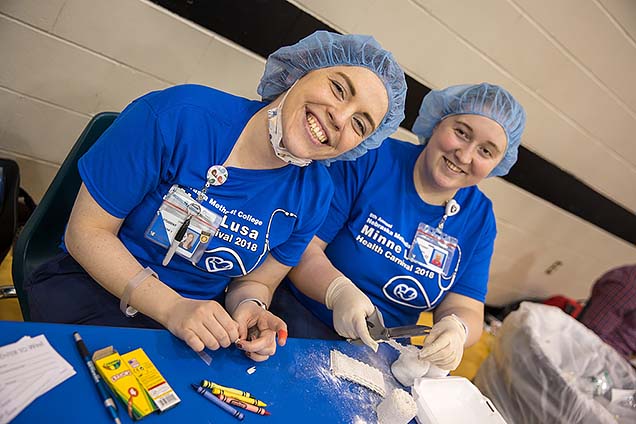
[93,347,156,420]
[121,348,180,412]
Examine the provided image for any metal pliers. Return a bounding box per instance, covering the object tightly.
[348,306,431,345]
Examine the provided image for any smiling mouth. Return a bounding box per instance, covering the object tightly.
[306,113,329,145]
[444,157,465,174]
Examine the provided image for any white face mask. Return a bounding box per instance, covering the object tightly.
[267,84,312,167]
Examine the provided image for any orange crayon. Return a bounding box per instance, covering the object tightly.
[216,393,271,416]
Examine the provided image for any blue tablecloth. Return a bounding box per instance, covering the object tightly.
[0,321,404,423]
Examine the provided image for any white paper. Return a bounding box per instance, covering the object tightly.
[0,335,75,424]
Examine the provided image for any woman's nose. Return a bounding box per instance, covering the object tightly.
[455,146,473,164]
[327,110,342,132]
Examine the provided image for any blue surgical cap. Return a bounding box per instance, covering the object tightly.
[412,83,526,177]
[257,30,407,164]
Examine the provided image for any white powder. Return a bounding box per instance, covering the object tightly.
[296,349,380,423]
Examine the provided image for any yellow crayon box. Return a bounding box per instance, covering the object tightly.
[121,348,180,412]
[93,347,156,420]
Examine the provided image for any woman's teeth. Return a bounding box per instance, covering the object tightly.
[307,113,328,144]
[444,157,463,173]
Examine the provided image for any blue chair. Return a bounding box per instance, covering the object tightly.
[12,112,118,320]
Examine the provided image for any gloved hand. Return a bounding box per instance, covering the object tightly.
[325,276,378,351]
[418,314,468,371]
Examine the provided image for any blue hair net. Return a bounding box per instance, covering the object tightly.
[412,83,526,177]
[257,30,407,164]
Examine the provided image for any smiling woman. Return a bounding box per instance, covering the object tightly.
[415,114,507,205]
[258,30,406,165]
[22,31,407,364]
[280,83,526,374]
[278,66,389,161]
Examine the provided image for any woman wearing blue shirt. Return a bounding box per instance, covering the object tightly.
[284,83,526,371]
[25,31,407,362]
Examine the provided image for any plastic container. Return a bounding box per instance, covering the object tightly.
[412,376,507,424]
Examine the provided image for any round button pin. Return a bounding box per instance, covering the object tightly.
[207,165,228,186]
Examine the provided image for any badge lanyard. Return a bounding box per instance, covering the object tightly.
[144,165,227,266]
[437,199,460,232]
[407,199,461,277]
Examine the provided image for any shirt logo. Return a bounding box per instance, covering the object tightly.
[393,284,418,301]
[383,276,430,309]
[205,256,234,273]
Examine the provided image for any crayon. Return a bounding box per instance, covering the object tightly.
[211,388,267,407]
[200,380,254,399]
[192,384,244,421]
[216,393,271,416]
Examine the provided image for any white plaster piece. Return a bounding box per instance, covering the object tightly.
[376,388,417,424]
[330,350,386,397]
[387,340,449,386]
[390,345,430,387]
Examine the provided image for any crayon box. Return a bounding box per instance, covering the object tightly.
[121,348,180,412]
[93,347,156,420]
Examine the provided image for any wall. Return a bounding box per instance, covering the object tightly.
[1,0,634,306]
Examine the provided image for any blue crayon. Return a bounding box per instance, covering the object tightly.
[192,384,244,421]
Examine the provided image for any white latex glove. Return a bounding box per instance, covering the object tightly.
[325,276,378,351]
[418,314,468,371]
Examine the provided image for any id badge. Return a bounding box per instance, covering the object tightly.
[407,223,458,276]
[145,185,222,264]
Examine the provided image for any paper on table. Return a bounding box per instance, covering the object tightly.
[0,335,75,424]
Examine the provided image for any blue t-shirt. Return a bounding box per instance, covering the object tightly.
[77,84,333,300]
[290,138,496,328]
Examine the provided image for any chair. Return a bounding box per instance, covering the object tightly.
[0,159,20,262]
[0,159,21,305]
[12,112,118,320]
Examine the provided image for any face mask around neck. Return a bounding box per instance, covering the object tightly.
[267,84,312,167]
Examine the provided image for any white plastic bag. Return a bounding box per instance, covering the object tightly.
[474,302,636,424]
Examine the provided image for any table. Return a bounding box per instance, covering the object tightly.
[1,321,404,423]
